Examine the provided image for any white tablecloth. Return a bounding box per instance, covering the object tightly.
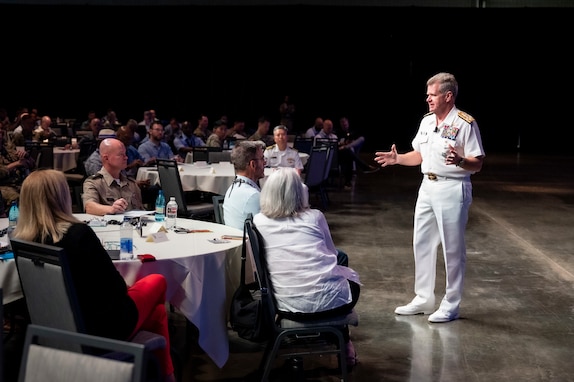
[0,219,23,305]
[78,213,244,368]
[53,147,80,172]
[137,162,237,195]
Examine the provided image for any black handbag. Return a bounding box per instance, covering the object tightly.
[229,220,271,342]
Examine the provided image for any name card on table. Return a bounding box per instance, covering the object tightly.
[146,231,169,243]
[146,223,169,242]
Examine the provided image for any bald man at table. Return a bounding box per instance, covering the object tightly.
[82,138,145,215]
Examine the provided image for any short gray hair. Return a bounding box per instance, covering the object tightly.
[273,125,288,133]
[260,168,306,218]
[427,72,458,99]
[230,140,265,171]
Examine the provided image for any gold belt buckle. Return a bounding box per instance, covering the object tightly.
[428,173,437,180]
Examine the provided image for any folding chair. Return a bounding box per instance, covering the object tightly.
[244,216,359,381]
[156,159,214,220]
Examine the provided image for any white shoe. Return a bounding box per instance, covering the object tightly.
[428,309,459,323]
[394,303,434,315]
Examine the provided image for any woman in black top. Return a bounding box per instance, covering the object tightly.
[14,169,175,381]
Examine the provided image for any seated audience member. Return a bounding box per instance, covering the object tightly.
[226,119,248,141]
[33,115,57,142]
[173,120,206,160]
[14,169,175,382]
[338,116,365,154]
[305,117,324,138]
[138,121,179,163]
[82,138,145,215]
[116,126,154,177]
[11,113,36,146]
[163,117,182,151]
[83,128,116,177]
[206,119,228,148]
[248,116,274,146]
[253,168,360,367]
[264,125,304,176]
[79,110,97,131]
[0,125,36,208]
[223,140,266,230]
[116,126,158,207]
[193,114,210,144]
[316,119,378,188]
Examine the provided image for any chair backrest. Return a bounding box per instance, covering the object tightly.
[37,146,55,169]
[293,137,314,155]
[304,145,329,188]
[25,142,55,169]
[212,195,225,224]
[19,324,146,382]
[314,138,339,175]
[208,150,231,164]
[156,158,188,218]
[191,147,209,162]
[11,238,85,351]
[243,216,277,333]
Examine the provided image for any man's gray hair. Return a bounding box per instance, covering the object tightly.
[230,140,266,171]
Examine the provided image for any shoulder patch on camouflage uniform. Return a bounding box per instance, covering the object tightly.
[458,111,475,124]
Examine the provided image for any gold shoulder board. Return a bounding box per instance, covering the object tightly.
[458,111,475,124]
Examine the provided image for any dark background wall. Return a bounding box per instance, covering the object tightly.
[2,5,572,154]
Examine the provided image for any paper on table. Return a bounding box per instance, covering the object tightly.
[104,210,154,221]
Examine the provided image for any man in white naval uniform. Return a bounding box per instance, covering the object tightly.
[263,125,304,176]
[374,72,485,323]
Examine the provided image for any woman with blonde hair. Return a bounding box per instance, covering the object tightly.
[254,167,361,366]
[14,169,176,382]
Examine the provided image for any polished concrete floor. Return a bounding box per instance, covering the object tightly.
[4,152,574,382]
[176,152,574,381]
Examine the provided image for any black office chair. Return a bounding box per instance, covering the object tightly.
[243,216,358,381]
[10,238,166,381]
[156,159,215,220]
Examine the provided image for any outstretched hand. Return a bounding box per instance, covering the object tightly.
[374,144,398,167]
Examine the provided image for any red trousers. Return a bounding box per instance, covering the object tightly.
[127,273,174,377]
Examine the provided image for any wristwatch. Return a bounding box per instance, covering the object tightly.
[456,158,465,168]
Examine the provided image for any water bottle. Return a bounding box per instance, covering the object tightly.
[155,189,165,222]
[7,200,19,250]
[119,217,134,260]
[165,196,178,229]
[8,201,19,227]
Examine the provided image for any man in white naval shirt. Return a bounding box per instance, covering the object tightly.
[263,125,304,176]
[374,72,485,323]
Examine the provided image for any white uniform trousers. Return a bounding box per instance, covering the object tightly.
[411,176,472,314]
